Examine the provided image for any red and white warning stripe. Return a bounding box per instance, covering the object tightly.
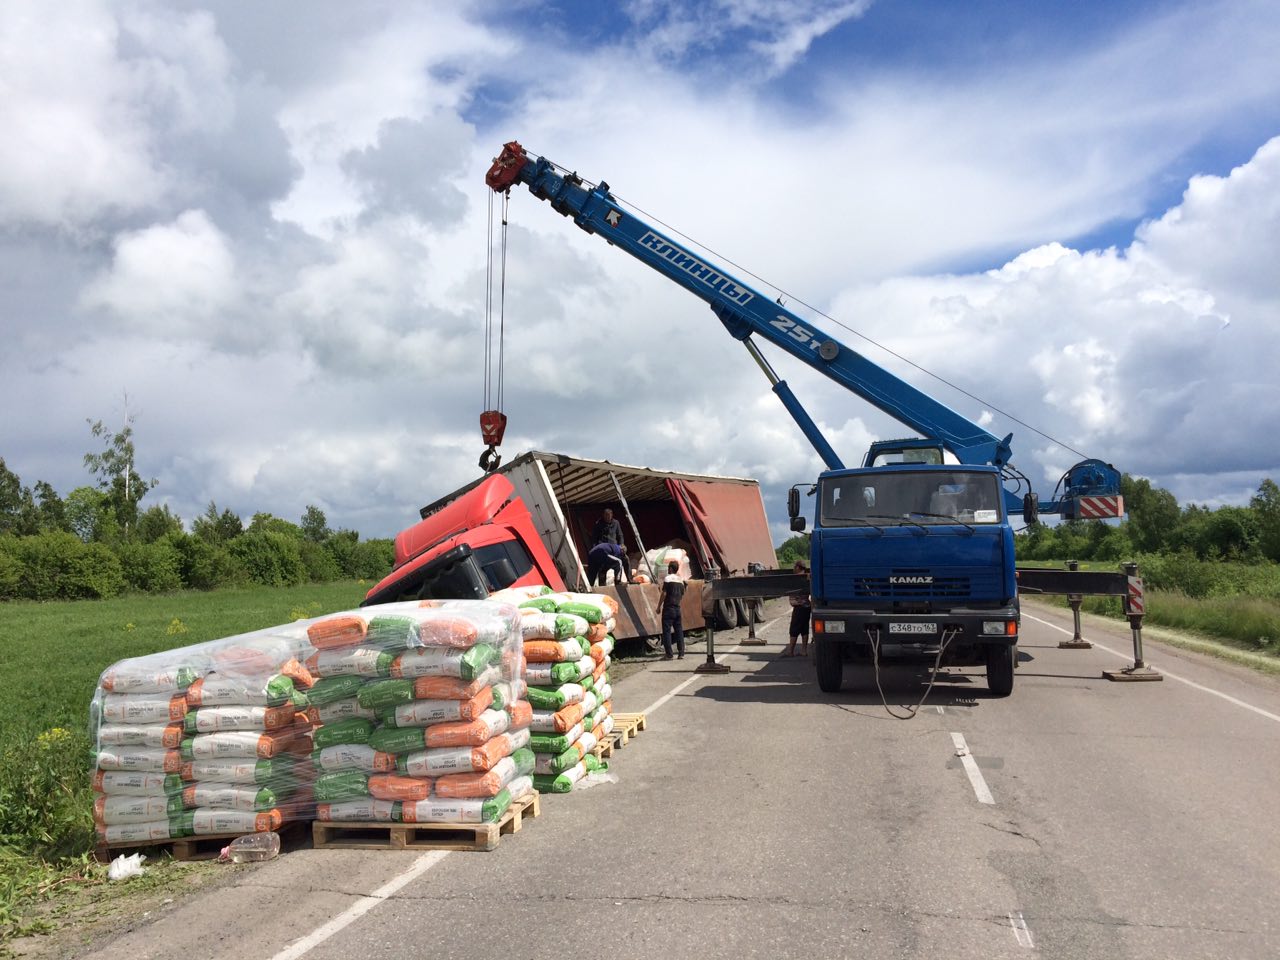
[1077,495,1124,519]
[1124,576,1145,616]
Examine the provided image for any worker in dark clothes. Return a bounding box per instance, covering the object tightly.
[591,508,624,548]
[658,560,686,660]
[586,541,630,586]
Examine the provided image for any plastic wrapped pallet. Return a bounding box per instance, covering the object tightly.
[309,599,534,826]
[90,623,320,844]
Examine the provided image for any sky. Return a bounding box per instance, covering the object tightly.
[2,0,1278,545]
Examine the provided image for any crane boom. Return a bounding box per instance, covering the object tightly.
[486,141,1121,520]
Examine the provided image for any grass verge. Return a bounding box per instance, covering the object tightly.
[0,581,367,951]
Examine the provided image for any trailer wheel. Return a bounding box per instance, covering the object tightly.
[749,599,765,623]
[714,598,739,629]
[733,598,751,627]
[815,638,843,692]
[986,643,1016,697]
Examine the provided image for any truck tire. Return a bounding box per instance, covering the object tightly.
[713,598,739,629]
[815,639,843,692]
[986,643,1016,697]
[749,599,765,623]
[733,598,751,627]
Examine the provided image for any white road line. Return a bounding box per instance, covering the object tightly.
[641,640,744,716]
[268,850,450,960]
[1008,911,1035,948]
[950,732,995,804]
[1022,612,1280,725]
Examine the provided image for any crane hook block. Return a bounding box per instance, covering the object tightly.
[486,142,527,192]
[480,410,508,446]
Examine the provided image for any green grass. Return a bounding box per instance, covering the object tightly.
[0,581,367,948]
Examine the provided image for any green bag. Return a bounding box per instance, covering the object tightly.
[556,601,602,624]
[366,615,420,650]
[307,675,368,707]
[357,679,416,711]
[314,770,371,803]
[312,717,375,750]
[518,597,558,613]
[369,725,428,756]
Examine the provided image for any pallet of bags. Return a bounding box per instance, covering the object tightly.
[91,626,318,856]
[310,599,540,851]
[502,589,621,791]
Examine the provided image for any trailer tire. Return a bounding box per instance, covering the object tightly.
[733,598,751,627]
[815,639,843,692]
[749,599,765,623]
[714,599,739,629]
[986,643,1016,697]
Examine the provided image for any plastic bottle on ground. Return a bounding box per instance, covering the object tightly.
[225,831,280,863]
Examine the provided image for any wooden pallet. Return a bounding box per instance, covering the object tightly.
[611,712,647,747]
[311,793,540,852]
[94,820,305,863]
[590,732,617,761]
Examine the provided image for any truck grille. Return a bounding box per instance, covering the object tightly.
[839,566,1000,601]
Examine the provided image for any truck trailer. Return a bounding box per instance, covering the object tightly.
[363,450,778,641]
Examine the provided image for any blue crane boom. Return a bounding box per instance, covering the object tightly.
[486,141,1121,520]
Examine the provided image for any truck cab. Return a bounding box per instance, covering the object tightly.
[798,463,1020,696]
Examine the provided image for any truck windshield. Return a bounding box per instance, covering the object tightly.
[820,471,1003,527]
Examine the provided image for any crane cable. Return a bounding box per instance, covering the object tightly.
[531,154,1089,463]
[480,190,510,471]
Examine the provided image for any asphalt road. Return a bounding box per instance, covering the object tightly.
[80,601,1280,960]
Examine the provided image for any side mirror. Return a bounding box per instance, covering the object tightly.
[1022,493,1039,526]
[790,516,807,532]
[787,487,800,519]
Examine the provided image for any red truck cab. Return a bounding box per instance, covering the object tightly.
[364,474,565,605]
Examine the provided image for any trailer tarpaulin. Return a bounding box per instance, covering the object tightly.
[666,479,776,576]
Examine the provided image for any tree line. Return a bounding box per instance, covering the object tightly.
[0,418,394,601]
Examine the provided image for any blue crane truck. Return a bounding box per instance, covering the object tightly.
[485,142,1125,696]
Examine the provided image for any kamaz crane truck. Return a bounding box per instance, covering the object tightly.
[485,142,1124,696]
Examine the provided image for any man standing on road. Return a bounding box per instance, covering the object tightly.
[658,560,686,660]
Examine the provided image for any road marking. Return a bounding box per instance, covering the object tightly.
[950,732,995,804]
[272,631,755,960]
[1008,911,1035,948]
[641,640,744,716]
[269,850,450,960]
[1023,612,1280,725]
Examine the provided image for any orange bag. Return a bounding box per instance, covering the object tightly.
[507,699,533,731]
[307,616,368,649]
[412,675,490,701]
[423,710,509,748]
[368,774,432,801]
[415,615,480,649]
[434,766,507,799]
[586,622,609,643]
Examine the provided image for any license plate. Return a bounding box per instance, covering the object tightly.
[889,622,937,634]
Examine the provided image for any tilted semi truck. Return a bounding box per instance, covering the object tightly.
[363,450,778,642]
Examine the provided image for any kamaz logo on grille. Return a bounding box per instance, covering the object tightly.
[890,576,933,585]
[637,232,754,305]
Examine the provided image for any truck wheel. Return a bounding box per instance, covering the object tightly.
[986,643,1016,697]
[733,598,751,627]
[749,599,765,623]
[815,639,843,692]
[714,599,739,629]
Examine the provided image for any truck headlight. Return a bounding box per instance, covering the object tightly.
[983,621,1011,636]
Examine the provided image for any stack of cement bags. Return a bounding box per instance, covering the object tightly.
[309,600,535,825]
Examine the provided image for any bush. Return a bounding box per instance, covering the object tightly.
[164,532,246,590]
[0,726,93,862]
[13,532,124,600]
[299,540,341,583]
[228,531,307,587]
[115,540,183,593]
[0,537,20,600]
[349,539,395,580]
